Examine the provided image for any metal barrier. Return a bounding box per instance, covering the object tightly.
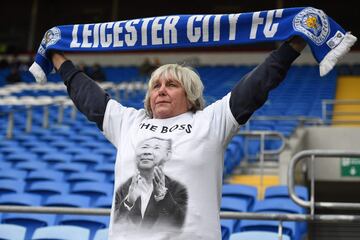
[322,99,360,125]
[0,82,148,139]
[237,130,286,196]
[1,147,360,239]
[288,150,360,213]
[0,205,360,240]
[238,130,286,163]
[0,97,80,139]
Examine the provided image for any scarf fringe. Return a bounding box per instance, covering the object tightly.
[29,62,47,84]
[319,32,357,76]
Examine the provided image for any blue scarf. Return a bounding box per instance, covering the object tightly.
[30,7,357,83]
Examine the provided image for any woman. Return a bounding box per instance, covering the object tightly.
[51,36,306,240]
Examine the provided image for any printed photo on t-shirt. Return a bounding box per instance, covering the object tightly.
[113,137,188,231]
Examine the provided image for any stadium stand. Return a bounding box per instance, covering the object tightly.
[1,59,360,239]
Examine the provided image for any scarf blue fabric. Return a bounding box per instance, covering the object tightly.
[30,7,357,83]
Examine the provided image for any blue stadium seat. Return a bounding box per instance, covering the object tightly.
[59,215,109,240]
[67,172,106,184]
[28,146,58,157]
[53,162,87,175]
[93,195,112,208]
[221,219,236,240]
[250,198,306,240]
[0,169,27,180]
[78,128,103,139]
[0,140,20,148]
[0,193,42,206]
[49,140,76,150]
[5,152,38,165]
[0,223,27,240]
[80,141,108,149]
[27,127,51,137]
[42,153,72,165]
[16,161,48,172]
[0,146,27,157]
[71,182,113,204]
[14,134,38,143]
[50,127,76,138]
[27,181,70,201]
[39,134,66,142]
[93,228,108,240]
[72,153,104,169]
[68,135,96,143]
[26,170,65,184]
[0,161,11,170]
[264,185,309,201]
[44,194,91,208]
[2,213,57,240]
[21,140,47,149]
[31,225,90,240]
[230,231,290,240]
[63,147,90,156]
[0,180,26,195]
[252,198,305,214]
[222,184,258,210]
[93,163,114,182]
[221,197,249,212]
[92,148,116,160]
[221,196,248,232]
[239,220,297,240]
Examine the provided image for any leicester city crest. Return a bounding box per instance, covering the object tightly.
[41,27,61,48]
[293,7,330,46]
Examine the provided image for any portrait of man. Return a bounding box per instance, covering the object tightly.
[114,137,188,230]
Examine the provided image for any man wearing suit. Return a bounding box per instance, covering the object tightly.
[114,137,188,230]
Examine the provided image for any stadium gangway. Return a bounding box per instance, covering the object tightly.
[236,130,286,196]
[322,99,360,125]
[1,150,360,239]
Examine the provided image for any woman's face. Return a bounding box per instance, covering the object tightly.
[150,75,190,119]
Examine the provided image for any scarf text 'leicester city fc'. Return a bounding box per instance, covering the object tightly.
[29,7,357,83]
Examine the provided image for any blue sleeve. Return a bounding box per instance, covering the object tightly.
[229,42,300,124]
[58,61,111,130]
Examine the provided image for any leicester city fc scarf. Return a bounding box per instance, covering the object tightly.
[29,7,357,84]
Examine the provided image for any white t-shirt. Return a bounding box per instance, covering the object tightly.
[103,93,239,240]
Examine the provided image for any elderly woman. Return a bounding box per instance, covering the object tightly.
[51,36,306,240]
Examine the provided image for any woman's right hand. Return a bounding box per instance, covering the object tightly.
[51,51,67,71]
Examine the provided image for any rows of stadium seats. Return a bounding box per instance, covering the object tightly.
[1,64,337,128]
[0,224,108,240]
[0,64,325,239]
[1,64,337,171]
[221,184,309,240]
[0,184,308,240]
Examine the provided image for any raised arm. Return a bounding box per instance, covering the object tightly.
[52,52,110,130]
[229,36,306,124]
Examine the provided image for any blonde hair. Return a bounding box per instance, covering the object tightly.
[144,64,205,118]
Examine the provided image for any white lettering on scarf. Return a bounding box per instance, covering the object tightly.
[250,9,283,39]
